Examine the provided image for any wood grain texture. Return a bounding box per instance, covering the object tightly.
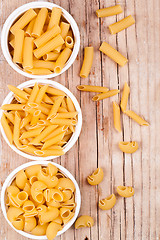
[0,0,159,240]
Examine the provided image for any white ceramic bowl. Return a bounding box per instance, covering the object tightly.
[1,1,80,78]
[0,79,82,160]
[1,161,81,239]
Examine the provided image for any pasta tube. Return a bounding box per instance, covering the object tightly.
[35,84,49,104]
[1,113,13,144]
[43,52,60,61]
[47,96,64,119]
[10,9,37,34]
[33,60,55,71]
[30,110,41,125]
[120,82,130,112]
[92,90,120,101]
[32,8,48,38]
[54,48,72,73]
[96,5,123,17]
[66,97,75,112]
[42,132,65,150]
[4,112,15,125]
[23,37,33,69]
[54,22,70,52]
[125,110,149,126]
[27,68,52,75]
[34,25,61,48]
[99,42,128,66]
[25,18,36,37]
[65,36,74,49]
[40,85,65,96]
[109,15,135,34]
[50,118,77,126]
[47,7,62,30]
[34,149,64,157]
[13,29,24,64]
[20,126,45,139]
[77,85,109,93]
[54,112,78,119]
[80,47,94,78]
[13,111,21,147]
[8,85,29,100]
[1,104,25,111]
[42,126,67,142]
[27,82,39,103]
[33,34,64,59]
[113,101,121,132]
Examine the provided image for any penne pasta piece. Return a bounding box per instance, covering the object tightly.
[54,112,78,119]
[4,112,15,125]
[58,107,68,113]
[77,85,109,93]
[42,126,68,142]
[10,9,37,34]
[54,47,72,73]
[34,149,64,157]
[29,125,58,145]
[13,29,24,64]
[120,82,130,112]
[113,101,121,132]
[30,110,41,125]
[54,21,70,52]
[33,34,64,59]
[47,96,64,119]
[23,37,34,69]
[32,8,48,38]
[42,132,65,150]
[92,90,120,101]
[14,95,27,104]
[1,104,25,111]
[99,42,128,66]
[33,60,55,71]
[80,47,94,78]
[46,145,63,150]
[47,7,62,30]
[50,118,77,126]
[27,68,52,75]
[65,36,74,49]
[1,113,13,144]
[96,5,123,17]
[8,85,29,100]
[35,84,49,104]
[20,126,45,139]
[18,145,39,156]
[66,97,76,112]
[37,104,50,115]
[109,15,135,34]
[26,18,36,37]
[13,111,21,147]
[125,110,149,126]
[39,85,65,96]
[34,25,61,48]
[27,82,39,103]
[37,120,51,126]
[20,114,32,129]
[42,94,54,104]
[43,52,60,61]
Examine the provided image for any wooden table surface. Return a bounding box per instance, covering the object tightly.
[0,0,160,240]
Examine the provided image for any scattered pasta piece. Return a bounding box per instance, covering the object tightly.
[117,186,135,197]
[96,5,123,18]
[119,141,138,153]
[92,90,120,101]
[99,194,116,210]
[75,215,94,229]
[6,163,76,239]
[1,83,78,157]
[120,82,130,112]
[80,47,94,78]
[77,85,109,93]
[109,15,135,34]
[113,101,121,132]
[99,42,128,66]
[87,167,104,185]
[125,110,149,126]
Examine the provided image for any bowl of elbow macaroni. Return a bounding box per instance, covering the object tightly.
[0,79,82,160]
[1,161,81,240]
[1,1,80,78]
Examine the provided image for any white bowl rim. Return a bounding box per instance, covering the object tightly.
[0,79,82,160]
[1,1,80,79]
[1,161,81,239]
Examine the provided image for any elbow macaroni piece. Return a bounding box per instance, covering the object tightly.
[87,167,104,185]
[99,194,116,210]
[46,222,62,240]
[119,141,138,153]
[75,215,94,229]
[80,47,94,78]
[117,186,135,197]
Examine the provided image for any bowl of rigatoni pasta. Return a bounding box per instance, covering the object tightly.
[1,161,81,239]
[0,79,82,160]
[1,2,80,78]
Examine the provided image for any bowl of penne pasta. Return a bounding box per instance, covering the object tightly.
[0,79,82,160]
[1,161,81,239]
[1,1,80,78]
